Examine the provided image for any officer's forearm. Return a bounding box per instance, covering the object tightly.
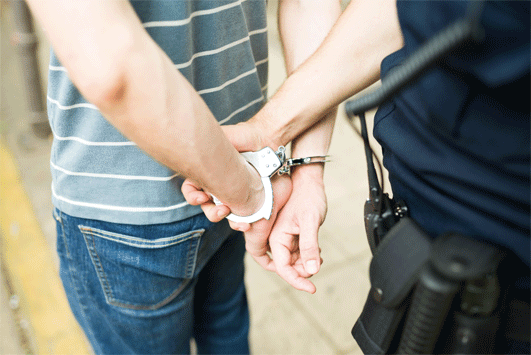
[25,0,264,216]
[257,0,403,148]
[278,0,340,163]
[278,0,342,77]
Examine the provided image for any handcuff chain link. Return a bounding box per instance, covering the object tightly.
[274,145,330,176]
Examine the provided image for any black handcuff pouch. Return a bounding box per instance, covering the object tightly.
[352,214,529,354]
[352,217,431,354]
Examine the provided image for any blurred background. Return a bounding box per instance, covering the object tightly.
[1,1,387,354]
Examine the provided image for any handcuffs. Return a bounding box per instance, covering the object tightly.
[212,146,329,223]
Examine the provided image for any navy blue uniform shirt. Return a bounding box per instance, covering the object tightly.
[374,1,530,265]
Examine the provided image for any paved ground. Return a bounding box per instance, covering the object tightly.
[1,1,387,354]
[0,272,27,355]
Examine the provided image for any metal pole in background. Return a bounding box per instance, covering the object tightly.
[10,0,51,141]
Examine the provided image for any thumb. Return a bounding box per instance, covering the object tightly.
[298,216,322,275]
[222,123,262,152]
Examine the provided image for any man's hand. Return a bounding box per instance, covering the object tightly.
[183,124,327,294]
[182,172,292,270]
[182,123,292,269]
[268,167,327,294]
[237,174,292,270]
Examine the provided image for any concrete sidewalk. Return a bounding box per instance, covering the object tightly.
[0,267,27,355]
[1,1,384,354]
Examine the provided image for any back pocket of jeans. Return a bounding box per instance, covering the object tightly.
[79,225,204,310]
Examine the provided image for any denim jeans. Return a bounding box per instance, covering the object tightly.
[54,208,249,355]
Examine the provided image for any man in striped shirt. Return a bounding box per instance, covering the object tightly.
[26,0,343,353]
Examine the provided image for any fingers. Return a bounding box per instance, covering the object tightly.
[181,179,230,222]
[270,235,317,294]
[298,215,322,276]
[290,253,323,276]
[181,179,210,205]
[251,253,276,272]
[241,174,292,272]
[245,236,275,271]
[228,220,251,232]
[201,203,230,223]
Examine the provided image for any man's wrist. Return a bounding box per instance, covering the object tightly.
[247,113,281,151]
[252,90,302,149]
[291,163,325,183]
[227,155,266,217]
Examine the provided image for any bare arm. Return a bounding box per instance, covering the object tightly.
[255,0,404,147]
[25,0,264,216]
[264,0,341,292]
[278,0,340,160]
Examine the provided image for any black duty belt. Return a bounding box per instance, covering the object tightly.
[352,217,530,355]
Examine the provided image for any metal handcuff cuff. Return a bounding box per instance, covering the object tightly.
[212,146,329,223]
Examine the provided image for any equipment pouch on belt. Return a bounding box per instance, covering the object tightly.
[352,217,529,354]
[352,217,432,354]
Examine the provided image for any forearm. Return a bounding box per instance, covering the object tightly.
[277,0,340,179]
[278,0,341,77]
[26,0,263,215]
[260,0,403,147]
[269,0,340,282]
[95,36,261,212]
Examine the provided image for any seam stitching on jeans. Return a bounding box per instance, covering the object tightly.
[82,230,198,248]
[186,238,193,278]
[185,237,200,278]
[81,232,115,303]
[55,212,98,348]
[55,210,72,259]
[78,226,205,248]
[109,279,192,311]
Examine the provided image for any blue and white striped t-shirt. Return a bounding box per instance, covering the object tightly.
[47,0,268,225]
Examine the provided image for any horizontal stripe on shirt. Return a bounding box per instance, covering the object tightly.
[52,184,190,213]
[50,160,179,181]
[48,0,268,224]
[142,0,246,28]
[48,32,268,78]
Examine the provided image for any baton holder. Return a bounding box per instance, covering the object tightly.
[353,217,508,354]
